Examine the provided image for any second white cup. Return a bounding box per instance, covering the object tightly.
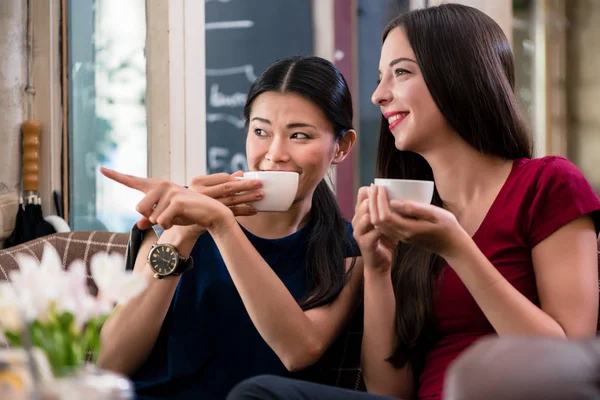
[373,178,434,204]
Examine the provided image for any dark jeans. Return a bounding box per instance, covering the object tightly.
[226,375,397,400]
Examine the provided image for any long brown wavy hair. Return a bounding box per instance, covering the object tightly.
[376,4,532,374]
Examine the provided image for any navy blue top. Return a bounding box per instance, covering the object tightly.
[131,221,360,399]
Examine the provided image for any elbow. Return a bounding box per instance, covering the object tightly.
[97,329,134,376]
[97,339,123,374]
[281,337,325,372]
[364,380,414,400]
[362,362,415,399]
[97,347,135,376]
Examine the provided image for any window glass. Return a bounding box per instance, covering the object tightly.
[67,0,147,232]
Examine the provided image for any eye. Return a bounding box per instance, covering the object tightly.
[291,132,310,139]
[254,128,268,137]
[394,68,410,77]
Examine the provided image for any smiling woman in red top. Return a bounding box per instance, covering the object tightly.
[357,4,600,399]
[226,4,600,400]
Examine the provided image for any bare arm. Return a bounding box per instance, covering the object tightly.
[97,227,197,375]
[447,215,598,338]
[352,187,415,398]
[96,168,262,375]
[362,268,414,399]
[209,219,363,371]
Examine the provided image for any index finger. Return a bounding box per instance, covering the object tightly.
[204,178,263,198]
[99,167,151,193]
[190,173,235,188]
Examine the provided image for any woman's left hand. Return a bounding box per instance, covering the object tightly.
[368,185,469,260]
[100,167,234,232]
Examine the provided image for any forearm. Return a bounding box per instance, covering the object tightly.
[447,235,566,337]
[362,268,414,398]
[209,220,323,371]
[98,227,198,375]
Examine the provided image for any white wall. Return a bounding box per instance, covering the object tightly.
[427,0,512,43]
[0,0,25,240]
[145,0,206,185]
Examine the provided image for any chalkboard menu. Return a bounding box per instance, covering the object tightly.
[205,0,313,173]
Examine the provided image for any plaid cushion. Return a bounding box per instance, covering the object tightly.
[0,231,129,295]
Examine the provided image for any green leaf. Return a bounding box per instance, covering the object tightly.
[57,312,75,330]
[4,331,22,347]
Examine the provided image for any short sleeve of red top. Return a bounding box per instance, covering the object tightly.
[418,156,600,400]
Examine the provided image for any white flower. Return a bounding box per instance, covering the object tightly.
[10,244,68,322]
[90,252,146,310]
[5,246,146,334]
[56,260,98,329]
[0,282,24,333]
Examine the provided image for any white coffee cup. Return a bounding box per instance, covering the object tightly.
[236,171,299,212]
[373,178,434,204]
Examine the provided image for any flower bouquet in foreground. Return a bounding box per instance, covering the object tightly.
[0,244,147,378]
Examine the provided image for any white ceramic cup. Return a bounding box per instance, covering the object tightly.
[236,171,299,212]
[373,178,434,204]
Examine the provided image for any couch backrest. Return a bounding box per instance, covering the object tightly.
[0,231,129,295]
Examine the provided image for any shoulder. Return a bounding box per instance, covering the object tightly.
[342,220,361,257]
[343,219,354,233]
[342,219,355,240]
[520,155,586,182]
[516,156,600,246]
[518,156,597,200]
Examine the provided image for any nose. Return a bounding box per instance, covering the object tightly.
[371,80,392,107]
[265,137,290,163]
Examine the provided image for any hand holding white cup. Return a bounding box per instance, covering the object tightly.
[373,178,434,204]
[236,171,299,212]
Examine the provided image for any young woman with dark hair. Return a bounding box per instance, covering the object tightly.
[96,56,362,399]
[228,4,600,400]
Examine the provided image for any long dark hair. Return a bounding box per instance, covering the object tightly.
[243,56,356,310]
[377,4,533,371]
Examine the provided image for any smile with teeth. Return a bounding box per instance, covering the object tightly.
[387,112,409,130]
[388,113,408,124]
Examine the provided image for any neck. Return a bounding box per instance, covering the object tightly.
[420,140,514,213]
[236,193,313,239]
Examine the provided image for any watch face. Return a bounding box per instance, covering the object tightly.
[149,245,179,276]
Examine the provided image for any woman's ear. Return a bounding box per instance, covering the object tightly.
[332,129,357,164]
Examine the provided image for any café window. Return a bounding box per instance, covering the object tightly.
[66,0,147,232]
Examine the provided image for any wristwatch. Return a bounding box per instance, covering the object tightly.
[147,243,194,279]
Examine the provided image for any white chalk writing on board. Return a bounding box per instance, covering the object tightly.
[206,64,254,129]
[209,84,247,108]
[208,147,248,172]
[206,65,257,83]
[206,113,245,129]
[206,20,254,30]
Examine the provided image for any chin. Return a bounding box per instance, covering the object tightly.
[393,137,410,152]
[393,132,421,152]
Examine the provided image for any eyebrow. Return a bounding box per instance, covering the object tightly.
[378,57,418,75]
[389,57,417,67]
[251,117,317,130]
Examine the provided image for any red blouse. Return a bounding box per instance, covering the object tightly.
[418,156,600,399]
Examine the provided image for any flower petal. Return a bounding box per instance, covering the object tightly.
[91,251,127,295]
[114,271,147,305]
[40,243,65,275]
